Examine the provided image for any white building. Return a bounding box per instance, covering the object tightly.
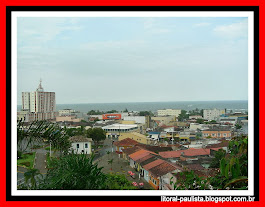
[157,109,181,117]
[19,80,57,121]
[69,136,92,154]
[219,117,238,125]
[203,109,225,121]
[123,116,145,124]
[102,124,138,133]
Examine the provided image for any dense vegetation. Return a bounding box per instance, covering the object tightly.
[19,154,137,190]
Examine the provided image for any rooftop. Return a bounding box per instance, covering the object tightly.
[102,124,138,130]
[143,159,164,171]
[148,161,177,177]
[113,138,139,147]
[69,136,92,143]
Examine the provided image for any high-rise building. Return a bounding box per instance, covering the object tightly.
[18,80,57,122]
[22,80,56,113]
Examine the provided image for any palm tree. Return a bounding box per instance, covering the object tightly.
[24,168,41,190]
[39,153,106,190]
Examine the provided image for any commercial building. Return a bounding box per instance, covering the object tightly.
[102,124,139,138]
[102,114,121,120]
[118,132,152,145]
[157,109,181,117]
[203,109,225,121]
[202,127,231,138]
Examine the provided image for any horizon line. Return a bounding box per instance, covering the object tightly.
[17,99,248,106]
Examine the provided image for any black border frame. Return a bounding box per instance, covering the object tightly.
[6,6,259,201]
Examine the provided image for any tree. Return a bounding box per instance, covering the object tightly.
[209,136,248,190]
[23,168,42,190]
[39,153,106,190]
[123,108,128,112]
[106,110,118,113]
[105,174,137,190]
[170,170,209,190]
[87,110,103,115]
[87,128,106,149]
[210,149,226,168]
[196,119,204,124]
[235,123,242,130]
[139,111,153,116]
[178,110,189,121]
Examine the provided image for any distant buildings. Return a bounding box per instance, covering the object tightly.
[157,109,181,117]
[202,127,231,138]
[203,108,225,121]
[18,80,57,122]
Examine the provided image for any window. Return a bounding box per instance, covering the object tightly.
[77,144,79,148]
[212,133,215,137]
[223,133,227,137]
[85,143,88,148]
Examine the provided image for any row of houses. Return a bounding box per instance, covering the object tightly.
[114,138,226,190]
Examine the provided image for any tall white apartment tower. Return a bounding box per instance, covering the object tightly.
[22,80,56,113]
[19,80,57,122]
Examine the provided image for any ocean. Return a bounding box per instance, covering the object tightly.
[17,100,248,113]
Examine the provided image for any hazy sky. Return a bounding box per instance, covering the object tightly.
[17,16,248,104]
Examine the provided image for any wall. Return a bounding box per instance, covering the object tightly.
[148,174,160,190]
[118,132,151,145]
[69,142,91,154]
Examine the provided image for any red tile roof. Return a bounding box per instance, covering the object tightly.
[136,154,154,163]
[129,150,151,161]
[122,146,141,155]
[159,150,185,158]
[113,138,139,147]
[186,164,205,171]
[159,148,212,158]
[184,148,210,156]
[149,162,177,177]
[143,159,164,170]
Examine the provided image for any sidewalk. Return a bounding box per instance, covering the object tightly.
[33,148,48,174]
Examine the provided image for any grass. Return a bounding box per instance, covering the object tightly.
[45,146,56,151]
[17,152,36,169]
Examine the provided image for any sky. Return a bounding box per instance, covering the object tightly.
[17,16,249,104]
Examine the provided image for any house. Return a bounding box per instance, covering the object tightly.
[142,159,181,190]
[128,149,157,169]
[113,138,139,152]
[69,136,92,154]
[159,148,222,161]
[122,146,141,160]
